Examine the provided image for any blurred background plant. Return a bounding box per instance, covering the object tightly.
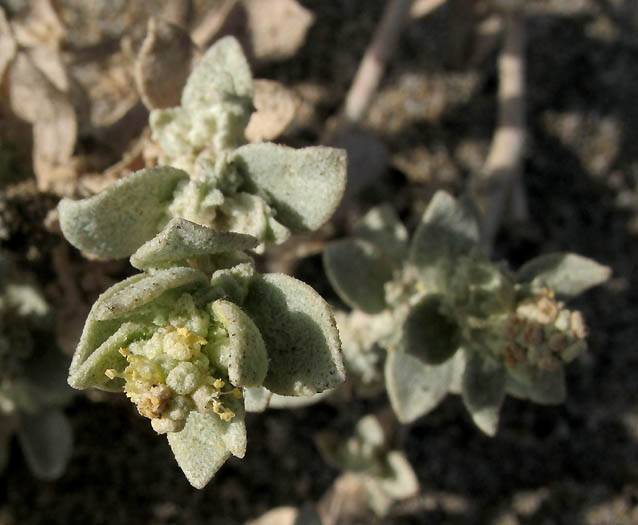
[0,252,72,480]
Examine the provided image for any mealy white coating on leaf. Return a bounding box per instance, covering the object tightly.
[211,300,268,387]
[181,36,253,109]
[59,167,189,259]
[323,238,393,314]
[385,348,452,424]
[355,204,409,264]
[150,36,254,171]
[16,409,72,481]
[216,192,290,249]
[516,252,611,299]
[461,351,505,436]
[93,267,208,321]
[130,218,258,270]
[231,143,347,232]
[409,190,480,289]
[243,273,345,396]
[167,409,244,489]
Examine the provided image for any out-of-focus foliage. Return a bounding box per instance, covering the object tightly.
[325,192,611,435]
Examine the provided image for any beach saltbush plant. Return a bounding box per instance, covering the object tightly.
[317,414,418,516]
[66,218,345,488]
[324,191,611,435]
[58,36,346,259]
[0,254,73,479]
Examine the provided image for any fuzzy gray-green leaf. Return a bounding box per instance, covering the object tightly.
[69,322,153,391]
[59,167,189,259]
[93,267,208,321]
[402,296,461,365]
[232,143,347,232]
[211,300,268,387]
[181,35,253,109]
[69,273,147,382]
[409,190,480,286]
[167,411,235,489]
[130,218,258,270]
[355,204,408,263]
[243,273,345,396]
[516,252,611,299]
[385,348,452,423]
[461,351,506,436]
[323,238,393,314]
[17,409,72,480]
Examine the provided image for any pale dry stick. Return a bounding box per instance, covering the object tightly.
[471,9,527,253]
[322,0,416,144]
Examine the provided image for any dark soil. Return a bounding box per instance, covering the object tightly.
[1,1,637,524]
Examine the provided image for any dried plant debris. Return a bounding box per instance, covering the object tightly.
[324,193,611,435]
[240,0,314,62]
[135,17,200,110]
[7,52,77,191]
[245,79,301,143]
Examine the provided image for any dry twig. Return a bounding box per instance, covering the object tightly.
[471,8,527,252]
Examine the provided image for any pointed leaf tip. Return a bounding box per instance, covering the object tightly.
[59,167,189,259]
[516,252,611,299]
[409,190,480,284]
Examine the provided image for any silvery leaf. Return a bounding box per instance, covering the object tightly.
[167,406,245,489]
[59,167,189,259]
[17,409,72,480]
[516,252,611,300]
[243,273,345,396]
[461,351,505,436]
[323,238,393,314]
[232,143,347,232]
[211,299,268,387]
[130,218,258,271]
[385,348,452,423]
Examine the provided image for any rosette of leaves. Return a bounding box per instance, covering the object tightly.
[316,415,418,517]
[0,255,73,480]
[67,218,345,488]
[324,192,611,435]
[58,36,346,259]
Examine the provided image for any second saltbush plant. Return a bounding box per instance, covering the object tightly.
[324,191,611,435]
